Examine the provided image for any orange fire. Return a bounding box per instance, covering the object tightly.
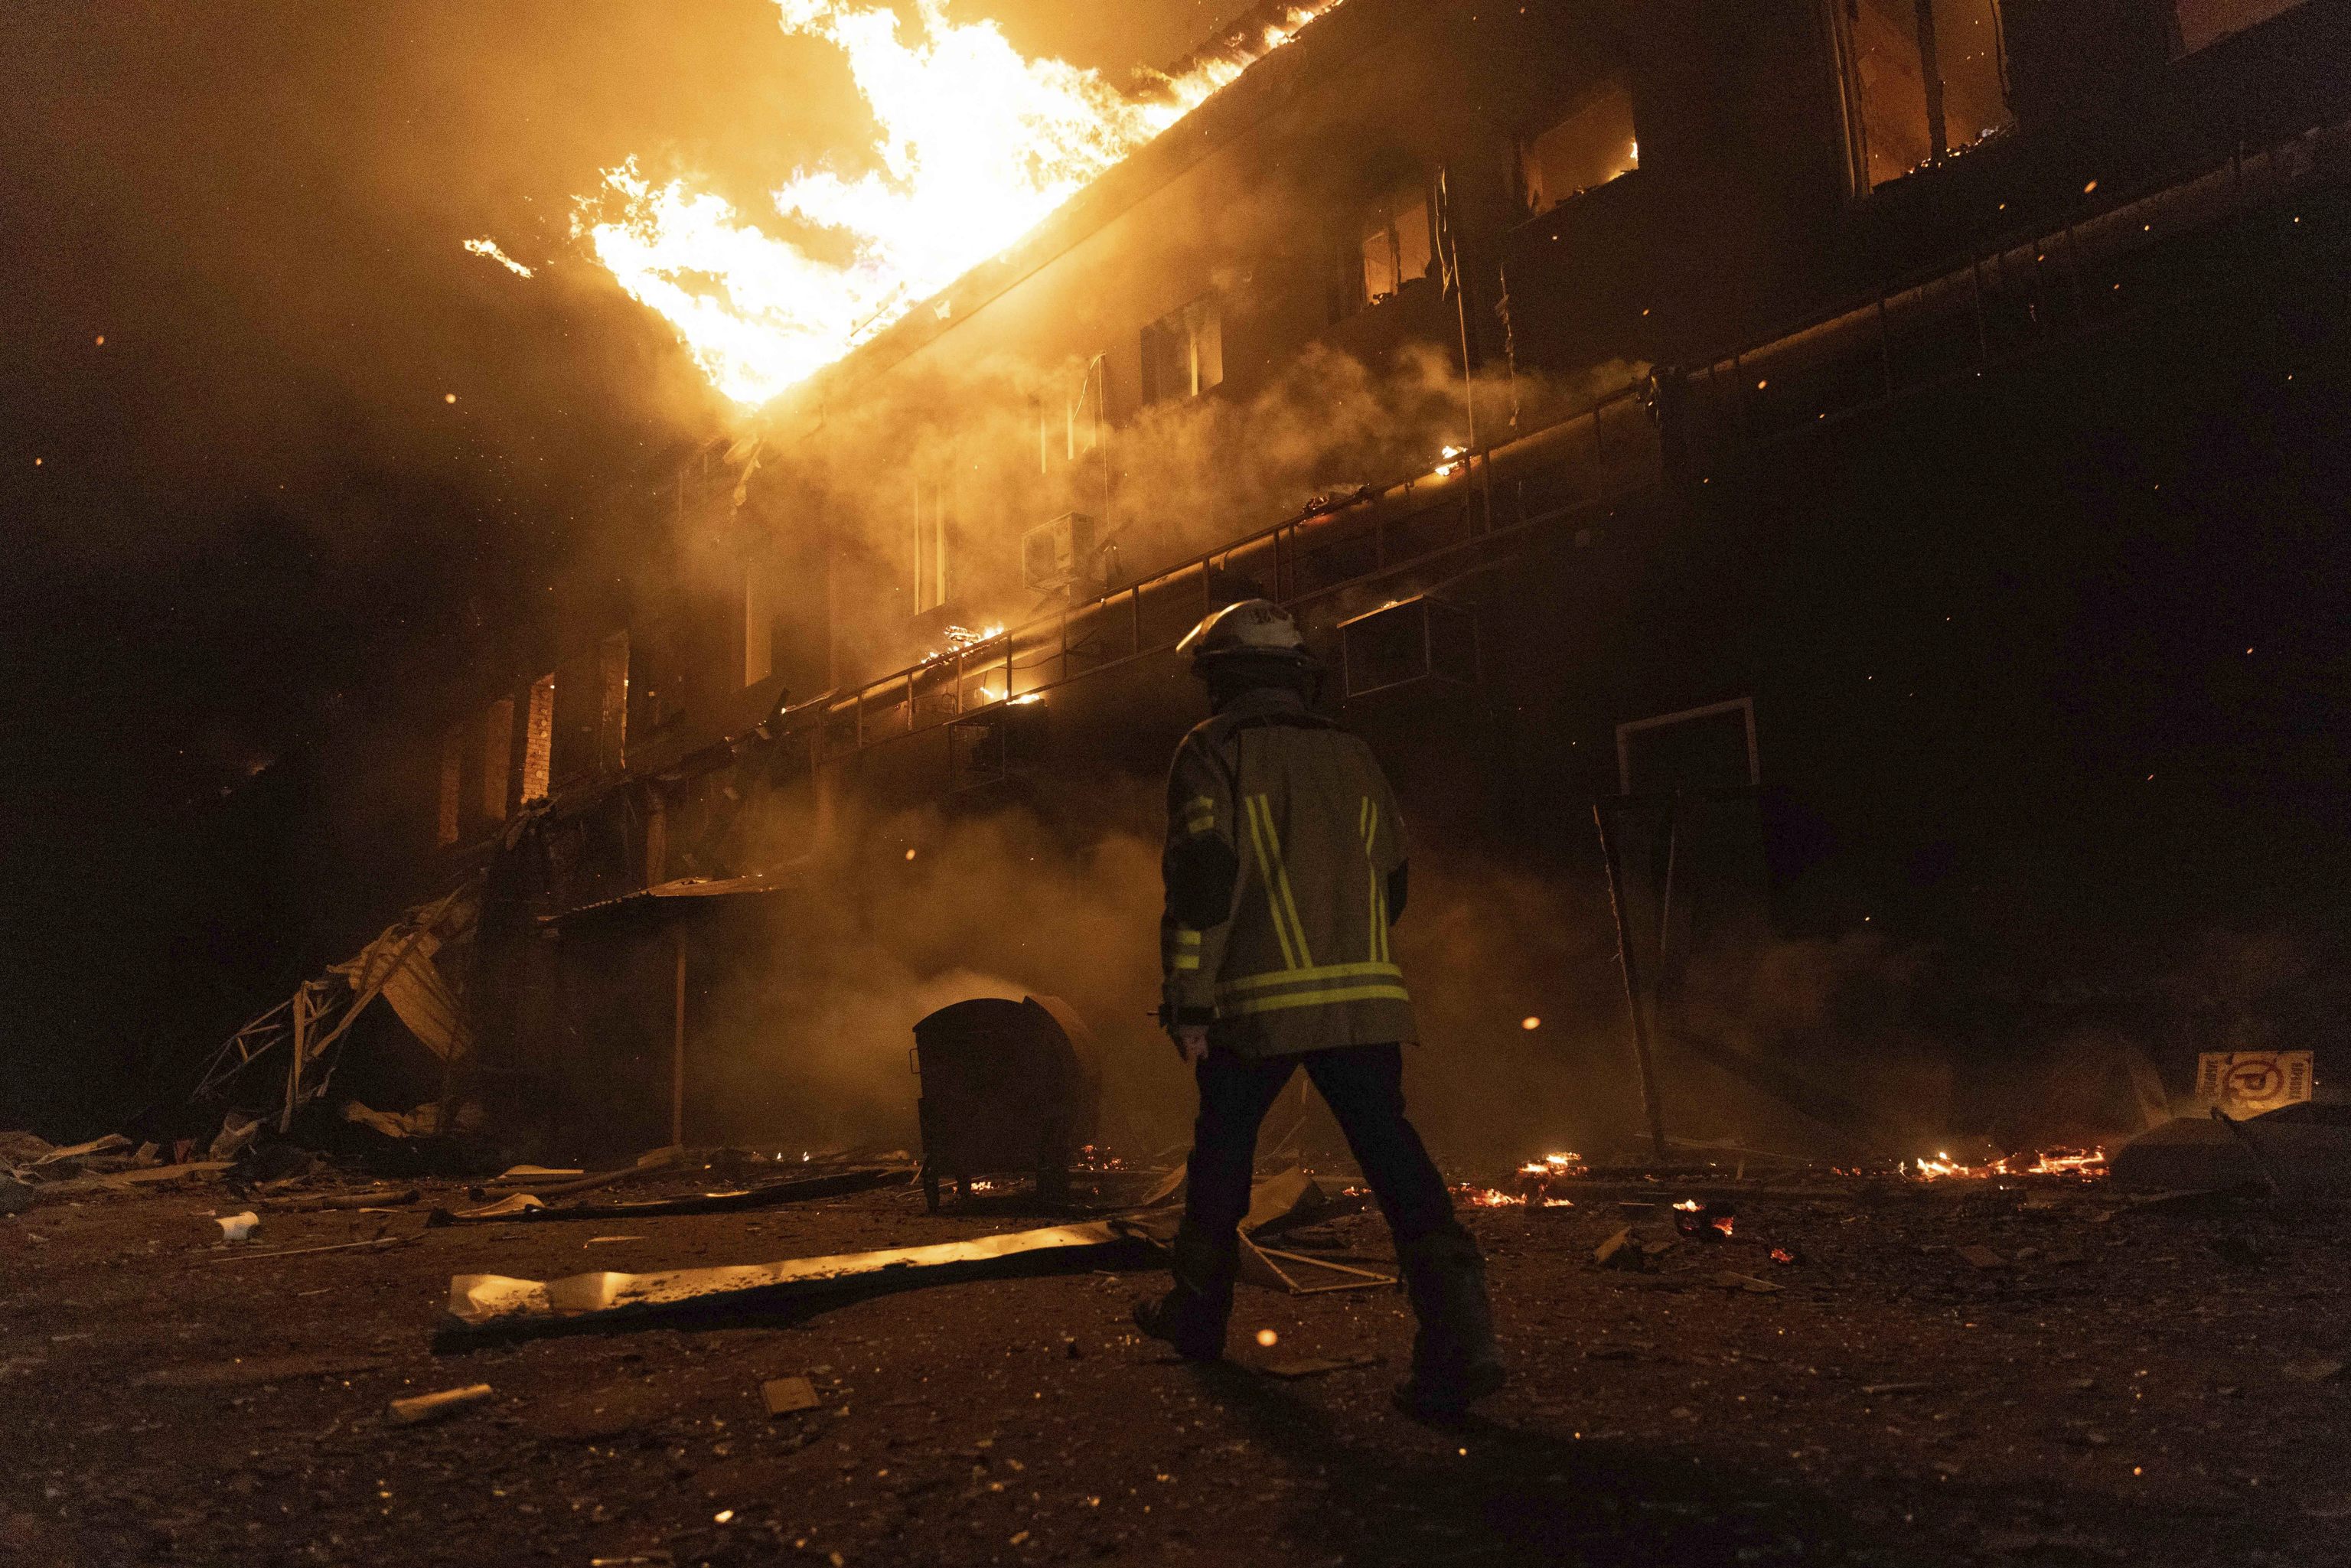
[1459,1152,1584,1209]
[1908,1146,2108,1182]
[573,1,1344,406]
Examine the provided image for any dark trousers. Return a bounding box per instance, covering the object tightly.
[1182,1042,1463,1249]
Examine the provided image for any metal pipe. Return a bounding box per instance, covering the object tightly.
[1595,801,1669,1161]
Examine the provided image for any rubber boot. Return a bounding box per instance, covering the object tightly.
[1392,1230,1505,1418]
[1132,1220,1237,1361]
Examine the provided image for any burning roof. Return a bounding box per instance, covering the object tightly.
[562,0,1345,409]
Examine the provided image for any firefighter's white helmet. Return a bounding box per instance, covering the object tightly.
[1176,598,1313,671]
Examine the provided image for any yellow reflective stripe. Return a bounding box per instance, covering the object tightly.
[1173,954,1201,970]
[1175,928,1202,947]
[1242,794,1303,970]
[1361,797,1383,963]
[1185,817,1216,836]
[1221,983,1412,1018]
[1188,796,1217,814]
[1250,794,1314,968]
[1218,961,1404,996]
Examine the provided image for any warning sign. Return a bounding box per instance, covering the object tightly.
[2196,1051,2314,1113]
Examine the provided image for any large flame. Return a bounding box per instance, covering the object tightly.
[576,1,1339,408]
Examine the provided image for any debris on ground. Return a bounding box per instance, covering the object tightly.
[761,1376,820,1416]
[3,1144,2346,1564]
[388,1384,493,1426]
[1259,1352,1382,1381]
[442,1220,1154,1335]
[2112,1103,2351,1198]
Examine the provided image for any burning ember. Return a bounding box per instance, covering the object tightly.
[572,1,1344,406]
[1672,1200,1736,1240]
[1906,1146,2108,1182]
[1457,1152,1583,1208]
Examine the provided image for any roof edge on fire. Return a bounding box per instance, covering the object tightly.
[762,0,1405,425]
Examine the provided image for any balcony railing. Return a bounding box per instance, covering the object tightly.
[785,383,1663,768]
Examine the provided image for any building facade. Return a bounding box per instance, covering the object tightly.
[407,0,2351,1161]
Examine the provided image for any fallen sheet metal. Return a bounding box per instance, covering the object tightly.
[429,1167,904,1227]
[445,1221,1146,1333]
[762,1375,820,1416]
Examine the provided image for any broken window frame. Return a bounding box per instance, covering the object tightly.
[1830,0,2014,194]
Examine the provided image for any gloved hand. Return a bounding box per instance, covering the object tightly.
[1172,1025,1209,1066]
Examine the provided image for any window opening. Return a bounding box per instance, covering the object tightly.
[1838,0,2012,191]
[597,631,630,774]
[744,562,773,687]
[1520,81,1639,216]
[436,725,463,848]
[1068,354,1105,461]
[1142,296,1223,406]
[1615,699,1761,796]
[1357,186,1433,308]
[481,698,513,823]
[522,673,554,803]
[912,476,951,614]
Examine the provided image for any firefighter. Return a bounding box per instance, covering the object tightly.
[1134,598,1503,1418]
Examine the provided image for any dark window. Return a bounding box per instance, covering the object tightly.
[1616,699,1760,796]
[481,698,514,823]
[435,725,463,847]
[2175,0,2307,52]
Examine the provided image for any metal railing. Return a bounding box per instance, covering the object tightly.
[784,383,1662,768]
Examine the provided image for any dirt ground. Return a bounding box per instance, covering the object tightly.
[2,1163,2346,1567]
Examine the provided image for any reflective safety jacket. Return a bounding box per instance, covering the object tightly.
[1160,688,1416,1058]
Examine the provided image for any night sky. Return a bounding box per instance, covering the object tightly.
[0,0,1247,1133]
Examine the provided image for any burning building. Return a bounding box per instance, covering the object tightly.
[326,0,2348,1164]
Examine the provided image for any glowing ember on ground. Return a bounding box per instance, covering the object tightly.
[1459,1152,1584,1209]
[1254,1328,1278,1348]
[1907,1146,2108,1181]
[579,1,1344,406]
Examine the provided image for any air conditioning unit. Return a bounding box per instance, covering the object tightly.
[1021,513,1098,595]
[1338,595,1479,699]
